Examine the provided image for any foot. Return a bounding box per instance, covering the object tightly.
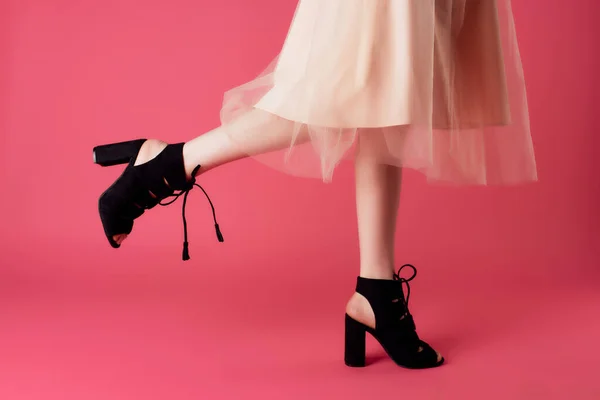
[345,291,443,363]
[112,139,168,245]
[98,137,222,260]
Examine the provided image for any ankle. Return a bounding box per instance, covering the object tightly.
[182,142,205,179]
[358,258,396,280]
[358,268,395,280]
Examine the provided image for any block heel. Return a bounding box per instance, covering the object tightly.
[93,139,147,167]
[344,313,367,367]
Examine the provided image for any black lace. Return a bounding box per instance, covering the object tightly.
[159,165,223,261]
[392,264,417,319]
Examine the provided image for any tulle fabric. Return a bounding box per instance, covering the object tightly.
[219,0,538,185]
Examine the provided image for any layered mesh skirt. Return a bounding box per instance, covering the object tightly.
[220,0,537,184]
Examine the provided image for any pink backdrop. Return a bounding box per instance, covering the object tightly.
[1,1,599,399]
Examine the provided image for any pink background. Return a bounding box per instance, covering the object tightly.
[1,1,599,399]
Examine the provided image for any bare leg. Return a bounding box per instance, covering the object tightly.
[355,156,402,280]
[135,109,306,174]
[345,130,441,362]
[356,129,405,280]
[183,110,307,176]
[345,130,403,329]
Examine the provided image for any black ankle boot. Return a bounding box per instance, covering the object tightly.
[344,264,443,369]
[94,139,224,260]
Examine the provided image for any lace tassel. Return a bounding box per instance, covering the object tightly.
[177,165,223,261]
[215,224,224,242]
[182,241,190,261]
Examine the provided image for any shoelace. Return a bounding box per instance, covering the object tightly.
[392,263,417,319]
[159,165,224,261]
[393,264,426,351]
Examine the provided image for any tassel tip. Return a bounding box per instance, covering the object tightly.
[182,242,190,261]
[215,224,224,242]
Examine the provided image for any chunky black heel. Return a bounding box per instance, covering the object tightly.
[93,139,147,167]
[344,264,444,369]
[94,139,224,260]
[344,313,366,367]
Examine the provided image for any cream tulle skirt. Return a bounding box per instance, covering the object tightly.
[220,0,538,184]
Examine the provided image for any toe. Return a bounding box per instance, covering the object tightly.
[113,234,128,245]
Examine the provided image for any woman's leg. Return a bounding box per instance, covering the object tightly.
[345,130,402,328]
[345,130,442,362]
[134,110,305,176]
[115,110,305,245]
